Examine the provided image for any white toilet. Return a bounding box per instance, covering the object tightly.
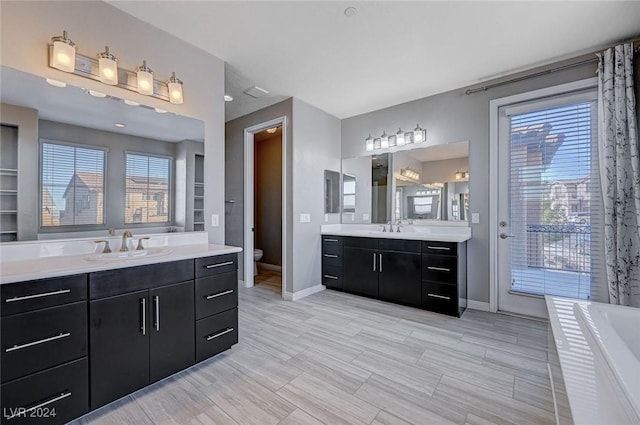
[253,249,263,275]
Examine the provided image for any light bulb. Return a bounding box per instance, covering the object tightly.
[51,30,76,73]
[413,124,425,143]
[167,72,183,104]
[97,46,118,85]
[136,60,154,95]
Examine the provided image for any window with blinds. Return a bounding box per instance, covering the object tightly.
[125,153,171,224]
[41,141,106,227]
[506,91,603,300]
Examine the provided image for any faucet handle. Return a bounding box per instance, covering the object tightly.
[94,240,112,254]
[136,237,150,250]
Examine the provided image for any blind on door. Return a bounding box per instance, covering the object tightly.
[41,141,106,226]
[505,91,604,301]
[125,153,171,224]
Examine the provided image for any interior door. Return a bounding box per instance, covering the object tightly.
[496,88,598,318]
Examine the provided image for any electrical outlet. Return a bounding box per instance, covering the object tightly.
[471,213,480,224]
[211,214,219,227]
[300,213,311,223]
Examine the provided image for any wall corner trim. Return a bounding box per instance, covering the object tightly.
[466,300,491,312]
[284,284,325,301]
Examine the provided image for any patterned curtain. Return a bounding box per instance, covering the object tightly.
[597,43,640,306]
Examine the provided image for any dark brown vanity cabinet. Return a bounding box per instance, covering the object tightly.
[89,260,196,409]
[0,274,89,425]
[322,235,467,317]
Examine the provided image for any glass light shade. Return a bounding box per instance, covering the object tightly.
[455,171,463,180]
[374,138,381,150]
[389,135,397,147]
[51,31,76,73]
[413,124,425,143]
[405,131,414,144]
[136,60,154,95]
[167,72,184,104]
[380,131,389,149]
[97,46,118,85]
[365,134,374,151]
[396,128,405,146]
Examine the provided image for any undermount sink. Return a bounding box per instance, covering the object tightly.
[85,247,172,262]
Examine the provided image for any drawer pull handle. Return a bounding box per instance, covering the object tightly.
[323,254,338,258]
[5,289,71,303]
[5,332,71,353]
[141,298,146,336]
[427,293,451,300]
[153,295,160,332]
[206,289,234,299]
[5,391,72,421]
[323,275,339,280]
[206,327,234,341]
[205,261,234,269]
[324,238,339,242]
[427,246,450,251]
[427,266,451,272]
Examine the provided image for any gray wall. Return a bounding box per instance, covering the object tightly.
[255,134,282,266]
[421,157,469,183]
[39,120,177,232]
[225,98,293,287]
[1,1,226,244]
[342,60,597,304]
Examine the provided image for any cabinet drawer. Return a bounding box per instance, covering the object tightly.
[322,244,343,268]
[344,236,378,249]
[322,265,343,290]
[378,239,421,253]
[422,281,459,317]
[195,272,238,320]
[90,260,194,299]
[421,241,457,256]
[1,274,87,317]
[422,255,458,284]
[195,308,238,363]
[321,235,343,246]
[1,302,87,383]
[0,357,88,425]
[195,254,237,278]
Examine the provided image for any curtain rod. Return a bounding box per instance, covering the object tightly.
[465,39,640,96]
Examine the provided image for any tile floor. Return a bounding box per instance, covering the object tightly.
[70,285,572,425]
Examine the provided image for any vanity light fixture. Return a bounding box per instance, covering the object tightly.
[396,128,405,146]
[51,30,76,72]
[455,170,463,180]
[365,134,374,151]
[136,60,154,95]
[380,131,389,149]
[413,124,426,143]
[167,72,184,104]
[400,168,420,182]
[374,137,382,150]
[45,78,67,88]
[97,46,118,85]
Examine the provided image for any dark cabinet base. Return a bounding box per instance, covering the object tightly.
[196,308,238,362]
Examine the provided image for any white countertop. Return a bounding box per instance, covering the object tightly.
[546,296,640,425]
[320,224,471,243]
[0,233,242,284]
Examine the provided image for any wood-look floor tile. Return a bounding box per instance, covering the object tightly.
[68,396,153,425]
[187,406,239,425]
[226,345,304,391]
[350,330,426,364]
[370,410,414,425]
[483,348,550,379]
[278,409,325,425]
[276,372,379,425]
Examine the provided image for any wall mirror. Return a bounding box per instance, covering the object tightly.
[0,66,204,241]
[341,141,469,224]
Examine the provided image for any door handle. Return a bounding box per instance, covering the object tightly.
[153,295,160,331]
[140,298,146,336]
[373,253,376,271]
[499,233,515,239]
[379,253,383,273]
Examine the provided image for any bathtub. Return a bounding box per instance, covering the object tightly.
[546,297,640,425]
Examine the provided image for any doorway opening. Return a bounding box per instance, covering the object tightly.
[243,117,287,299]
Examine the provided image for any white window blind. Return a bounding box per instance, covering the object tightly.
[41,141,106,226]
[125,153,171,224]
[506,91,603,300]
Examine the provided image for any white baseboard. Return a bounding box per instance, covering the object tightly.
[258,262,282,272]
[466,300,491,312]
[238,279,253,289]
[284,284,325,301]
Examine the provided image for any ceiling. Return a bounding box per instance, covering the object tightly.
[0,66,204,143]
[109,1,640,121]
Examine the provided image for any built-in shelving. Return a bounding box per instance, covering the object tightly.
[194,154,205,232]
[0,125,18,242]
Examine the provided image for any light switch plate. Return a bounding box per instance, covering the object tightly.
[211,214,219,227]
[300,213,311,223]
[471,213,480,224]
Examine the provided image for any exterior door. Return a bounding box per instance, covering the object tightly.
[497,88,599,317]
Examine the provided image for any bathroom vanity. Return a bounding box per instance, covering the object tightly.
[0,234,241,425]
[321,225,470,317]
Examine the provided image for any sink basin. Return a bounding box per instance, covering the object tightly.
[85,247,172,262]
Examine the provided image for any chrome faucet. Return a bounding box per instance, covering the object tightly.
[120,230,132,252]
[386,221,394,232]
[396,220,402,233]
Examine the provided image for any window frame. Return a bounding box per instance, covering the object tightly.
[39,139,108,231]
[123,151,174,227]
